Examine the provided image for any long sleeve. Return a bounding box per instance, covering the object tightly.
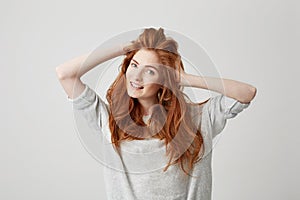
[67,83,109,132]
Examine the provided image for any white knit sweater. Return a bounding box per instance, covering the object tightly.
[68,83,250,200]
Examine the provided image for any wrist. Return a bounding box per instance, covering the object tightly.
[180,73,193,87]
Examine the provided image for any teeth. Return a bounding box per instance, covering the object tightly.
[131,82,143,89]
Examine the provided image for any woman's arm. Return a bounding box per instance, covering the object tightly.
[179,72,257,104]
[55,43,128,99]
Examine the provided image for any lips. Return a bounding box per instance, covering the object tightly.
[130,81,144,89]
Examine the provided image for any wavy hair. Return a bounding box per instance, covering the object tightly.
[106,27,209,177]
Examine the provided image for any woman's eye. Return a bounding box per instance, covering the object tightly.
[131,63,137,68]
[146,69,155,75]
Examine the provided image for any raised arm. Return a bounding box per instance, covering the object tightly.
[55,43,129,99]
[178,72,257,104]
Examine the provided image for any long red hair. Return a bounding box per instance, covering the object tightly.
[106,28,209,176]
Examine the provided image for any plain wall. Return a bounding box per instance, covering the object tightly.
[1,0,299,199]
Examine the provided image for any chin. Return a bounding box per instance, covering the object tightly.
[126,83,143,99]
[126,89,138,99]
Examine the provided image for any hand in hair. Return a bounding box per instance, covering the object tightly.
[122,41,139,54]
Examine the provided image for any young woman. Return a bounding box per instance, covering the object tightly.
[56,28,256,200]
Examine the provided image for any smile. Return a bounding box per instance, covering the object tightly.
[130,82,144,89]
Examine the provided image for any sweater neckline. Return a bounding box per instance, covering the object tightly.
[142,115,151,124]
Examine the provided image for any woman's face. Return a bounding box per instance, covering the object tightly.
[125,49,163,103]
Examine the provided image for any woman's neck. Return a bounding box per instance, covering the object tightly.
[138,98,158,116]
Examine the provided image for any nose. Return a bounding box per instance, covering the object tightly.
[133,68,144,82]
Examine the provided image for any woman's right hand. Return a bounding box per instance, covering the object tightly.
[122,41,137,55]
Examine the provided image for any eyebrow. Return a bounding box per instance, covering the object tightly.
[132,59,159,71]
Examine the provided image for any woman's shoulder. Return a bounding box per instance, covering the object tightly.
[186,98,209,115]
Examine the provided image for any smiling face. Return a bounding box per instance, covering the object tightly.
[125,49,163,107]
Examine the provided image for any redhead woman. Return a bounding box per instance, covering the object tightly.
[56,27,256,200]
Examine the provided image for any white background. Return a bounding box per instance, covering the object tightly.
[1,0,299,199]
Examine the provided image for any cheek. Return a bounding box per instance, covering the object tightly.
[146,84,161,92]
[151,77,163,86]
[126,66,135,76]
[125,70,131,79]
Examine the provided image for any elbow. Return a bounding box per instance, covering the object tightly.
[251,86,257,99]
[55,66,75,80]
[248,86,257,101]
[240,86,257,104]
[55,66,65,80]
